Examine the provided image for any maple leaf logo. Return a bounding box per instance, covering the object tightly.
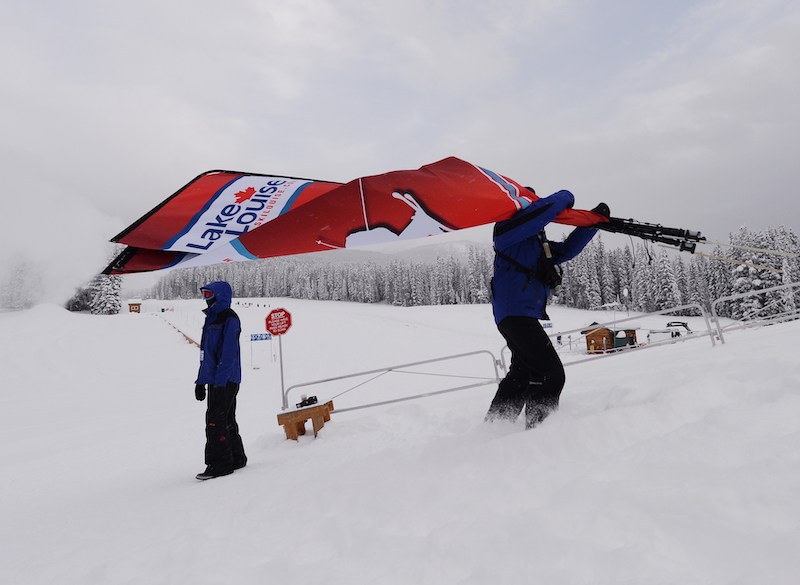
[234,187,256,204]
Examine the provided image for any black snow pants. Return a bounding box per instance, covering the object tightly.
[205,382,246,471]
[486,316,566,429]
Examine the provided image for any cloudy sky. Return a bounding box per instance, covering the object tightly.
[2,0,799,301]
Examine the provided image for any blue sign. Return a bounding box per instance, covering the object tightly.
[250,333,273,342]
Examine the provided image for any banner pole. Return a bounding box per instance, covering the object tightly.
[279,335,286,410]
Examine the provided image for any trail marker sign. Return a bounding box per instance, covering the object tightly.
[266,308,292,336]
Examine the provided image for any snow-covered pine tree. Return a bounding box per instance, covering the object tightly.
[89,274,122,315]
[466,246,490,303]
[770,226,800,315]
[1,260,44,310]
[593,237,616,307]
[443,256,459,304]
[727,227,784,320]
[429,258,444,305]
[704,245,732,317]
[653,249,681,311]
[65,285,94,312]
[684,256,711,314]
[630,243,656,312]
[612,246,635,311]
[754,228,787,317]
[572,250,602,310]
[673,255,688,308]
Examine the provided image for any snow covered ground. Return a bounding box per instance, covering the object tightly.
[1,299,799,584]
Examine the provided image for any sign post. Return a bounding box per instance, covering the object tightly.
[266,308,293,409]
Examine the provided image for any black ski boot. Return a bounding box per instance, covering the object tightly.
[195,466,234,481]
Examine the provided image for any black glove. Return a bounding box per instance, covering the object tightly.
[195,384,206,401]
[591,202,610,219]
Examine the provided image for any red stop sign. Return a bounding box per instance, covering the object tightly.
[266,308,292,336]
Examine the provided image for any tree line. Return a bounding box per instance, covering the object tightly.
[146,225,800,321]
[150,246,493,307]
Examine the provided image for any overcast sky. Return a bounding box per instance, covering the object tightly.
[2,0,799,301]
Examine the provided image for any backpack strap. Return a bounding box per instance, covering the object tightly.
[494,247,538,280]
[493,202,553,237]
[495,231,563,289]
[212,307,239,325]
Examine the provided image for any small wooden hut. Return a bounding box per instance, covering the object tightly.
[581,322,638,354]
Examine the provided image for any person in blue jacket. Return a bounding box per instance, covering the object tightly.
[194,281,247,480]
[486,189,609,429]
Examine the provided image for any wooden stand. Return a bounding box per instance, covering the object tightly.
[276,401,334,441]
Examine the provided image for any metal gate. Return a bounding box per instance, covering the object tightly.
[282,350,503,412]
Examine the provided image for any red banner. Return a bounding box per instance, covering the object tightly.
[105,157,606,274]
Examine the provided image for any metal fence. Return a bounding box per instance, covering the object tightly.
[282,350,503,412]
[284,303,723,413]
[711,281,800,344]
[533,302,718,369]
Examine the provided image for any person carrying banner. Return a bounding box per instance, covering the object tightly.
[194,281,247,480]
[486,189,609,429]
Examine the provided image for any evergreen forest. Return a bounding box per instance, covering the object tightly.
[147,226,800,321]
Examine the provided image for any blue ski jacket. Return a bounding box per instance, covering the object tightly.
[195,281,242,386]
[491,190,598,324]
